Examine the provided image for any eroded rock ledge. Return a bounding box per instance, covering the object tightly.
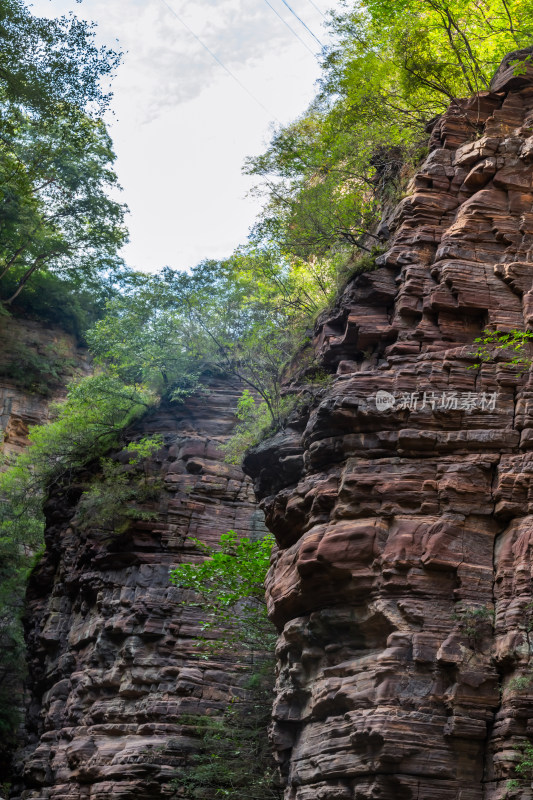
[245,56,533,800]
[12,378,266,800]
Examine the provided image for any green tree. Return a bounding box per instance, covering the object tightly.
[349,0,533,102]
[169,530,275,653]
[0,0,127,307]
[246,100,406,259]
[169,531,280,799]
[16,375,155,488]
[0,0,119,118]
[0,100,128,307]
[86,272,206,399]
[247,0,533,260]
[88,248,322,427]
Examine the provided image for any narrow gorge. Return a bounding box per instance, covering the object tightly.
[7,46,533,800]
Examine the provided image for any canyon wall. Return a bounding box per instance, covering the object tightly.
[12,47,533,800]
[0,316,89,459]
[11,378,266,800]
[0,315,89,784]
[244,51,533,800]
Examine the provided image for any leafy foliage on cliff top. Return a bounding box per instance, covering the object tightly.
[247,0,533,259]
[88,246,335,431]
[2,269,115,337]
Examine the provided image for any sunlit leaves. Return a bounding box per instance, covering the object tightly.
[0,0,126,306]
[247,0,533,259]
[0,110,128,305]
[169,530,275,653]
[0,0,120,118]
[88,246,330,430]
[470,329,533,372]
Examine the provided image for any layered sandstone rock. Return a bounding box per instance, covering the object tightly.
[245,53,533,800]
[0,317,89,783]
[11,378,266,800]
[0,317,88,459]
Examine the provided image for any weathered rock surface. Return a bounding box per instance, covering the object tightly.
[245,57,533,799]
[11,378,266,800]
[0,317,88,458]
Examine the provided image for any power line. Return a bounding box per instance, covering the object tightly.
[303,0,327,21]
[261,0,320,61]
[158,0,279,122]
[278,0,324,47]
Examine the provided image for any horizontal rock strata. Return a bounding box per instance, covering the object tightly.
[245,56,533,800]
[12,378,266,800]
[0,317,89,459]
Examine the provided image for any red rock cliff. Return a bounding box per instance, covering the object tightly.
[12,378,266,800]
[244,52,533,800]
[0,316,89,459]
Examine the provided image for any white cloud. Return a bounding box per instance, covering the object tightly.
[33,0,328,117]
[29,0,340,271]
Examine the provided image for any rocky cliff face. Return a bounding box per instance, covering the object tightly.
[244,54,533,800]
[0,316,88,459]
[13,49,533,800]
[12,378,266,800]
[0,316,90,785]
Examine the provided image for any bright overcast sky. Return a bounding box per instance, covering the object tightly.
[30,0,341,273]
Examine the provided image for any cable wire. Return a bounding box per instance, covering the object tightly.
[261,0,320,60]
[158,0,279,121]
[278,0,324,47]
[303,0,327,20]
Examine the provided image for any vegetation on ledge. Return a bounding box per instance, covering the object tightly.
[0,0,533,785]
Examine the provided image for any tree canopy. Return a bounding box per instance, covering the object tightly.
[88,246,334,426]
[0,0,119,117]
[0,0,127,313]
[246,0,533,259]
[0,111,128,306]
